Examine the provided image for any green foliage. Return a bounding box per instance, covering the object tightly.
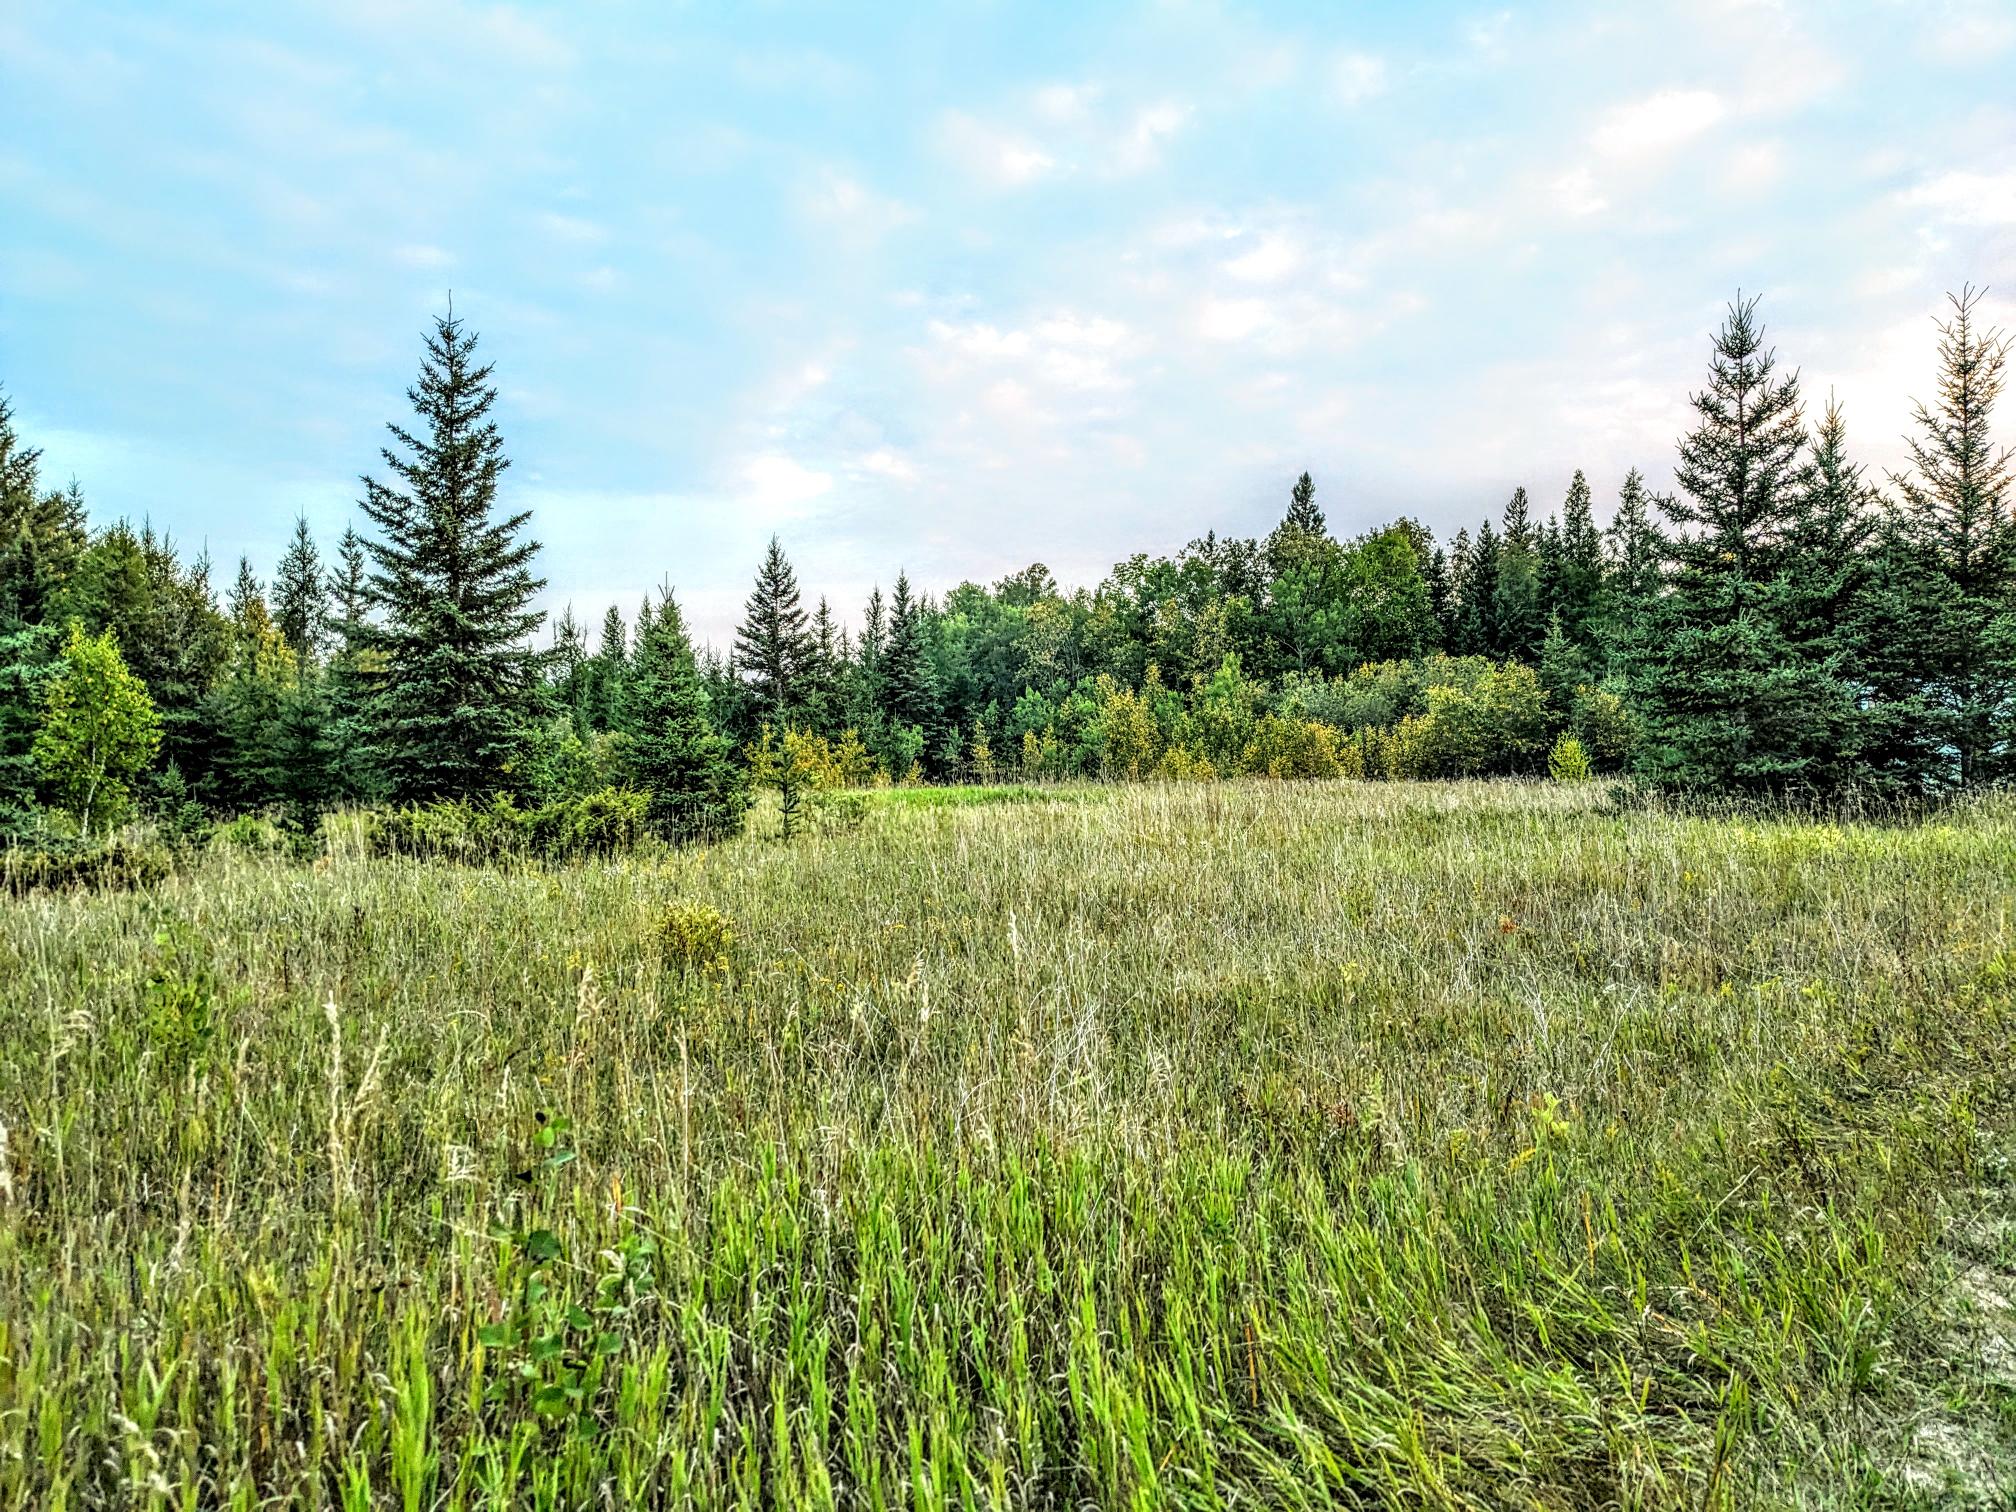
[1547,731,1593,781]
[0,833,173,895]
[356,312,548,803]
[617,588,746,843]
[33,621,163,835]
[655,900,734,978]
[366,787,647,863]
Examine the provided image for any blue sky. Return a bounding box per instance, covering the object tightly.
[5,1,2014,647]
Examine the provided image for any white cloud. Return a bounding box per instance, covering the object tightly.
[1550,167,1608,218]
[1113,102,1188,174]
[1920,5,2016,64]
[1198,297,1273,342]
[852,448,918,483]
[939,111,1056,187]
[1899,168,2016,226]
[1591,88,1726,158]
[740,455,832,520]
[1332,52,1388,105]
[800,171,917,241]
[1223,234,1303,282]
[1724,141,1784,195]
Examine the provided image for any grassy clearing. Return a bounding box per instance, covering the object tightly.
[1,780,2013,1509]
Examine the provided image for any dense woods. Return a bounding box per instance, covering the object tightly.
[4,289,2012,850]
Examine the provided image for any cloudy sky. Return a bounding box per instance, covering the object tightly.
[5,1,2014,647]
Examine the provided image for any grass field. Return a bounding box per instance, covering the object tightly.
[2,780,2014,1509]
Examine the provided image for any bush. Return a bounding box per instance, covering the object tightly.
[1240,715,1343,779]
[368,788,649,864]
[656,902,734,979]
[1548,732,1594,781]
[524,787,648,858]
[0,836,173,896]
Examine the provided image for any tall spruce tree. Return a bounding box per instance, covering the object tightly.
[732,535,812,730]
[1601,468,1665,677]
[1858,288,2016,788]
[1491,488,1542,660]
[273,514,324,663]
[880,572,941,764]
[617,586,745,840]
[1454,518,1500,656]
[1553,470,1604,648]
[1629,295,1854,793]
[322,526,377,802]
[357,312,547,802]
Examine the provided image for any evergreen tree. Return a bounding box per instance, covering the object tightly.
[1281,471,1324,536]
[1454,518,1500,656]
[1627,295,1853,794]
[616,586,745,840]
[273,514,324,663]
[1491,488,1542,659]
[732,535,812,729]
[880,572,941,769]
[800,596,844,736]
[1601,469,1664,674]
[322,526,378,803]
[1553,470,1604,648]
[357,311,547,802]
[1858,288,2016,788]
[583,603,628,731]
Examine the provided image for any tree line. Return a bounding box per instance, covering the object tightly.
[2,287,2011,846]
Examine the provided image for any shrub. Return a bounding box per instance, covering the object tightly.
[214,815,285,854]
[1571,685,1637,773]
[1153,744,1216,782]
[656,902,734,979]
[0,836,173,896]
[1548,732,1594,782]
[524,787,648,858]
[1241,715,1343,779]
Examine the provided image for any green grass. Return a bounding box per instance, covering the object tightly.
[861,782,1104,808]
[2,780,2013,1509]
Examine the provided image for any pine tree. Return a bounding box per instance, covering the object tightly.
[321,526,378,803]
[1858,289,2016,788]
[880,572,941,768]
[273,514,324,664]
[1628,296,1853,794]
[800,596,843,736]
[617,586,745,840]
[1600,469,1664,674]
[583,603,627,731]
[357,311,547,802]
[732,535,812,729]
[1491,489,1542,660]
[1454,519,1499,656]
[1283,471,1324,536]
[1553,470,1604,647]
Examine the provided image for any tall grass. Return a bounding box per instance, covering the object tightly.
[1,780,2012,1508]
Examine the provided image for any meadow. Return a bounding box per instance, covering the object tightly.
[1,780,2012,1509]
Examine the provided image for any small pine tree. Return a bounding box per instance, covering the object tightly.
[617,587,746,841]
[1492,488,1543,660]
[273,514,324,664]
[1553,470,1604,647]
[732,535,812,731]
[879,572,941,764]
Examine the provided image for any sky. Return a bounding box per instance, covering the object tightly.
[5,1,2015,650]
